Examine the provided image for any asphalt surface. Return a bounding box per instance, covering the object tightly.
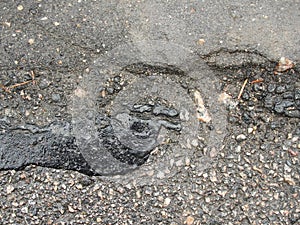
[1,1,300,224]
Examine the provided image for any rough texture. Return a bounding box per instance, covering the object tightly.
[1,0,300,224]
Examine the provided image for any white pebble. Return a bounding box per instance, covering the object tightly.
[17,5,24,11]
[236,134,247,141]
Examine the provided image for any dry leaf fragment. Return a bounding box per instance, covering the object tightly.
[194,90,211,122]
[275,57,294,73]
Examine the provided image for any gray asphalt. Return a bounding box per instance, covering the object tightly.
[1,1,300,224]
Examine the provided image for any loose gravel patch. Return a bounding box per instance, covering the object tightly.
[1,58,299,224]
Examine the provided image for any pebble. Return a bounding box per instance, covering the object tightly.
[136,190,141,199]
[275,85,286,94]
[247,127,254,134]
[282,92,294,99]
[51,93,61,102]
[264,96,273,108]
[185,216,195,225]
[274,100,294,113]
[28,39,35,45]
[39,79,50,89]
[235,145,241,153]
[295,89,300,100]
[6,185,14,194]
[236,134,247,141]
[116,186,125,194]
[209,170,218,182]
[284,175,296,186]
[267,83,276,93]
[164,197,171,207]
[17,5,24,11]
[284,110,300,118]
[185,157,191,166]
[68,205,75,213]
[180,109,190,121]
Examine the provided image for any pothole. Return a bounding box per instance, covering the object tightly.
[71,41,228,185]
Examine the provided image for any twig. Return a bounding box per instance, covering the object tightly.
[0,71,37,93]
[9,80,32,89]
[0,80,32,93]
[30,70,36,85]
[250,78,264,84]
[0,83,11,93]
[238,79,248,100]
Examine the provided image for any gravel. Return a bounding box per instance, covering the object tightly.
[1,1,300,224]
[1,62,299,225]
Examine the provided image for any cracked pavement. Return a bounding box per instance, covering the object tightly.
[1,1,300,224]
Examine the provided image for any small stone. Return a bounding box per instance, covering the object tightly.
[191,139,198,147]
[218,190,227,197]
[197,39,205,45]
[175,159,183,167]
[17,5,24,11]
[164,197,171,207]
[236,134,247,141]
[20,173,26,179]
[180,109,190,121]
[209,147,218,158]
[241,204,249,212]
[161,210,167,217]
[52,93,61,102]
[21,207,28,214]
[6,185,14,194]
[109,188,114,196]
[186,216,195,225]
[284,175,295,185]
[247,127,254,134]
[136,190,141,199]
[284,110,300,118]
[28,38,35,45]
[76,184,83,189]
[209,170,218,182]
[157,196,164,202]
[284,164,292,173]
[185,157,191,166]
[283,92,294,99]
[264,95,274,108]
[295,89,300,100]
[242,91,250,100]
[275,85,286,94]
[97,191,104,200]
[267,83,276,93]
[157,171,165,179]
[117,187,125,194]
[205,196,211,203]
[68,205,75,213]
[235,145,241,153]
